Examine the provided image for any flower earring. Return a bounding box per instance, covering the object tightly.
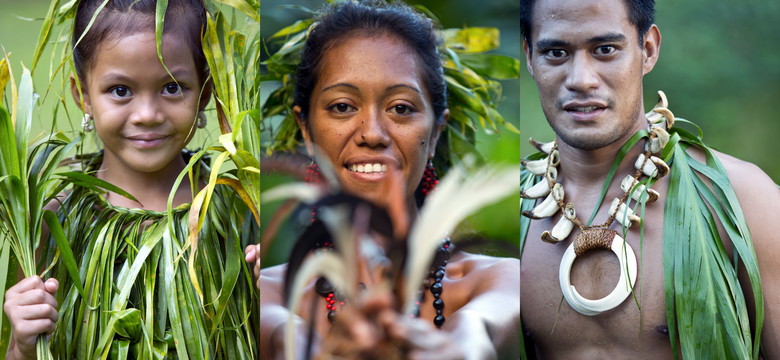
[420,160,438,196]
[81,113,94,132]
[196,111,207,129]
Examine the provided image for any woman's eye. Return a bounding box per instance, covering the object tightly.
[110,86,132,98]
[390,104,414,115]
[330,103,355,114]
[164,83,182,95]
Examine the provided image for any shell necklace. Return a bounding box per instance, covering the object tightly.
[521,91,674,315]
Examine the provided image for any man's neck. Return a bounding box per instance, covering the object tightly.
[556,127,646,194]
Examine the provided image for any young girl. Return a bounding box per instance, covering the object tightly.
[4,1,257,359]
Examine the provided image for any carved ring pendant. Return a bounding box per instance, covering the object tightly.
[558,229,638,316]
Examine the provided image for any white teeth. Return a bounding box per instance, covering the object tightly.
[349,163,386,174]
[572,106,598,112]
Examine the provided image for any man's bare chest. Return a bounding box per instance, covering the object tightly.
[520,206,673,356]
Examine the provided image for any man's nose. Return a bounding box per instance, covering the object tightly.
[564,52,600,92]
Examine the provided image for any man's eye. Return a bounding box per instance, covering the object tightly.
[110,86,132,98]
[164,83,182,95]
[595,46,616,55]
[545,49,567,58]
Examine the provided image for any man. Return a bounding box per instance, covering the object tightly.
[519,0,779,358]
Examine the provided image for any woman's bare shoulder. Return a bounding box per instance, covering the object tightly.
[448,252,519,281]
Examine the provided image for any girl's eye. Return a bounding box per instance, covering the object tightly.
[164,83,182,95]
[330,103,355,114]
[390,104,414,115]
[110,86,132,98]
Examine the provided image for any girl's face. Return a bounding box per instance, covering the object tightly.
[295,35,446,211]
[73,30,206,176]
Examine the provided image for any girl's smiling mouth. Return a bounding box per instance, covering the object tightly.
[126,134,169,148]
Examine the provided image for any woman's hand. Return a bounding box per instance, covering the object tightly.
[4,276,59,360]
[244,244,262,290]
[317,292,465,360]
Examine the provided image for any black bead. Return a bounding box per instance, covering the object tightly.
[433,298,444,310]
[430,282,442,297]
[433,315,445,328]
[315,277,333,296]
[434,269,445,281]
[328,310,338,324]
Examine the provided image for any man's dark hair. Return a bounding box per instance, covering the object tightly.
[294,0,447,125]
[520,0,655,51]
[73,0,208,84]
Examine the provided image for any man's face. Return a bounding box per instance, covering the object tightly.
[524,0,657,150]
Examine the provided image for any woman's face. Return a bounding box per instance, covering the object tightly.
[295,34,445,211]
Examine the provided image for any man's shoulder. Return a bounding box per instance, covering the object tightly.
[684,146,777,197]
[711,149,778,201]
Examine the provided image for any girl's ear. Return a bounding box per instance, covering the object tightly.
[294,105,315,157]
[70,75,92,114]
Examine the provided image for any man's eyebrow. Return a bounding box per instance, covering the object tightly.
[534,39,567,50]
[590,33,626,44]
[534,33,627,50]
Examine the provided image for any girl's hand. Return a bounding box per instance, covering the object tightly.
[244,244,262,290]
[4,276,59,360]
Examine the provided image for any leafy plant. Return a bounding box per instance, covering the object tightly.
[0,52,87,359]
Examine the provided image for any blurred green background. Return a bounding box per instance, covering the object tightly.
[521,0,780,182]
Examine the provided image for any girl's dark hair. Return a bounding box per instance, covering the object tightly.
[73,0,208,84]
[294,0,447,125]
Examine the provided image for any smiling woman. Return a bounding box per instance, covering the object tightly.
[245,1,521,359]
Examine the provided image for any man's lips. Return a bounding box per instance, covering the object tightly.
[562,101,607,120]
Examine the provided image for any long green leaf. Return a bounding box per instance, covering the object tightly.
[42,210,85,297]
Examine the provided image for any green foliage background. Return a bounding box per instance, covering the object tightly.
[521,0,780,182]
